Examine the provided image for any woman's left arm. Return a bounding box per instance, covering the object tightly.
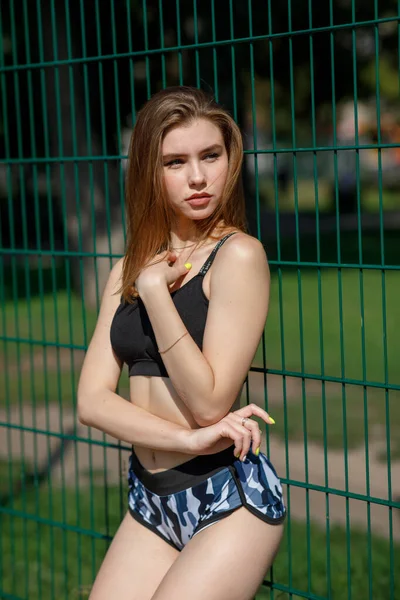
[139,235,270,426]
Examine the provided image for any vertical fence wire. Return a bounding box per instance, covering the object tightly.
[266,1,293,595]
[64,0,85,590]
[21,1,43,596]
[35,1,57,596]
[49,2,70,595]
[0,5,16,596]
[9,2,30,596]
[78,0,97,581]
[94,0,112,551]
[109,0,126,527]
[192,0,201,89]
[329,4,352,599]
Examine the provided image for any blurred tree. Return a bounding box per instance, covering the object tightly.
[0,0,398,302]
[40,0,126,307]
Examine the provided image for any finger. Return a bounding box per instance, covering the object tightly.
[166,251,191,269]
[219,422,243,458]
[167,258,192,278]
[236,403,275,426]
[228,421,252,461]
[174,253,193,274]
[167,245,192,263]
[238,425,252,461]
[233,437,243,460]
[172,262,192,278]
[238,417,261,454]
[166,253,177,268]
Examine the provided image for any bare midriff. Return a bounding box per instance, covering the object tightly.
[129,375,240,473]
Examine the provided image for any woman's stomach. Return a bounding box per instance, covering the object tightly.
[129,375,239,473]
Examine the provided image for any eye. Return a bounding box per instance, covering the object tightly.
[164,158,184,167]
[204,152,220,161]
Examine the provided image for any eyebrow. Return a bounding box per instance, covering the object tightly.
[162,144,223,161]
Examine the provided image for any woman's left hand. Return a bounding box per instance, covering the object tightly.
[135,249,193,295]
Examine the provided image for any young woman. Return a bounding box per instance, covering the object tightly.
[77,86,286,600]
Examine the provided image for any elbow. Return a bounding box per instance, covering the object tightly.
[77,392,95,427]
[192,389,239,427]
[193,406,227,428]
[77,404,90,427]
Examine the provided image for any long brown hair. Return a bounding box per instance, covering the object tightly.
[121,86,247,301]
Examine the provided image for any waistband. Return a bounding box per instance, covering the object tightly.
[129,445,236,495]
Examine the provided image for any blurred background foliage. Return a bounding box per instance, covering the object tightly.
[1,0,399,292]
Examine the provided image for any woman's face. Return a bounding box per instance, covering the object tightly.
[161,119,229,222]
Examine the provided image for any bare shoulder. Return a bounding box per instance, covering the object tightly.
[224,231,265,253]
[104,257,125,297]
[214,232,268,270]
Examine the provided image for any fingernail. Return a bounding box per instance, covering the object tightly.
[241,455,247,462]
[234,451,241,459]
[269,417,276,425]
[255,447,260,456]
[184,263,192,269]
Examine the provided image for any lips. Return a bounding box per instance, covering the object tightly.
[185,195,212,207]
[185,193,212,201]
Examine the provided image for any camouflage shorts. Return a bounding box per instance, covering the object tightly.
[128,446,286,551]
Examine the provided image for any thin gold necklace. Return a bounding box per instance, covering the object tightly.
[170,242,197,251]
[167,242,199,274]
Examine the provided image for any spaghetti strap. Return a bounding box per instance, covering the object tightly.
[199,232,238,276]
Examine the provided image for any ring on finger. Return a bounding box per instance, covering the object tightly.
[241,417,249,427]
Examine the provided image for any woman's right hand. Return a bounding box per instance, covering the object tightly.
[188,404,275,461]
[136,249,193,296]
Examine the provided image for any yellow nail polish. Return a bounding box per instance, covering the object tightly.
[269,417,276,425]
[234,451,241,459]
[184,262,192,269]
[255,447,260,456]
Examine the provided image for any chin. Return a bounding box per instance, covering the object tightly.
[186,201,221,221]
[189,208,218,221]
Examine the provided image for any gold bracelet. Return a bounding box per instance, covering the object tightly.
[158,332,188,355]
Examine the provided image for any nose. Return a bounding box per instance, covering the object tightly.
[188,161,207,187]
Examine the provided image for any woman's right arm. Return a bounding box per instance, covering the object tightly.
[77,258,194,452]
[77,258,275,459]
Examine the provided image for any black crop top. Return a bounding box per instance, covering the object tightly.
[110,233,237,378]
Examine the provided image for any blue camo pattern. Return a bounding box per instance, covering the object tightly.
[233,452,285,521]
[128,451,285,551]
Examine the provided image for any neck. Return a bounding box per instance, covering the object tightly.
[169,219,200,250]
[168,218,227,250]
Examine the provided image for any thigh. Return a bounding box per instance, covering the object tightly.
[89,512,179,600]
[152,507,284,600]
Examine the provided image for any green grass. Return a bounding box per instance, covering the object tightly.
[0,293,130,408]
[0,367,82,408]
[260,268,400,385]
[256,517,399,599]
[0,474,398,600]
[259,179,400,213]
[0,293,98,349]
[0,360,130,409]
[270,386,400,459]
[252,268,400,456]
[0,469,123,600]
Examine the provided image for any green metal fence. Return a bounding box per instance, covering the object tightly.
[1,1,399,599]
